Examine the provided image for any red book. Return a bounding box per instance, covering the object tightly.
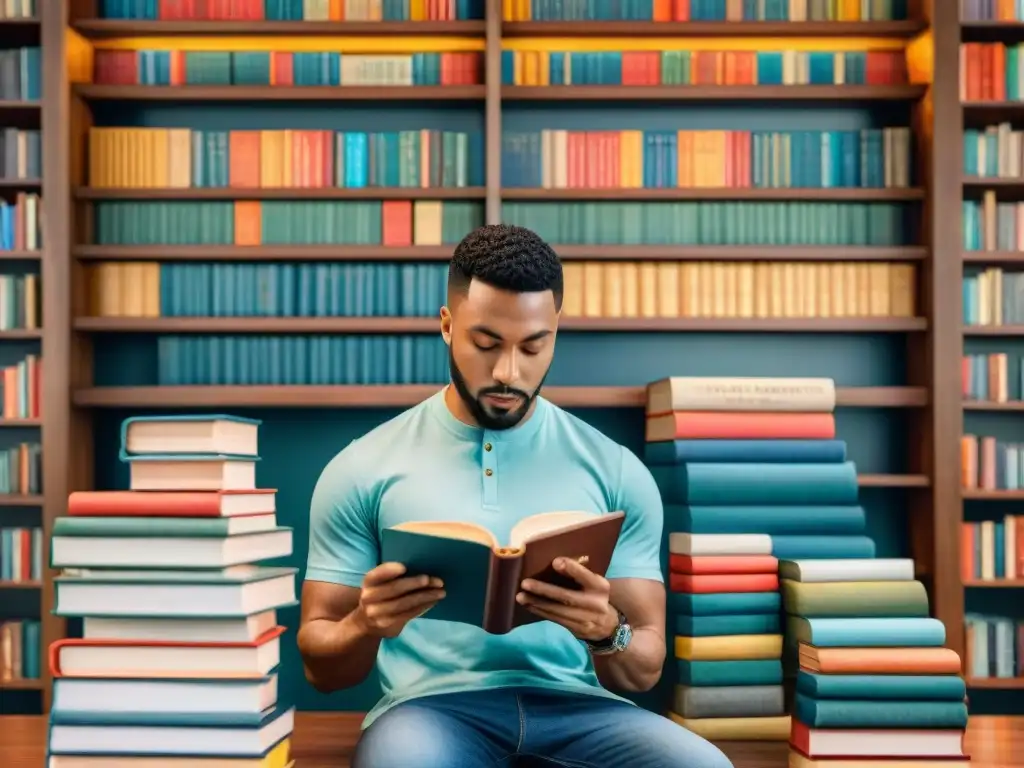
[669,554,778,575]
[670,572,779,594]
[646,411,836,441]
[67,489,276,518]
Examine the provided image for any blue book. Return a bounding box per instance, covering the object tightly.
[645,439,847,465]
[790,617,947,647]
[652,462,859,506]
[666,505,866,536]
[796,671,966,701]
[669,591,782,616]
[120,414,261,460]
[771,535,876,560]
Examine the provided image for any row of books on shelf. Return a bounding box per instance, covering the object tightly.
[0,525,41,583]
[94,0,908,21]
[0,129,40,183]
[964,614,1023,680]
[91,200,916,248]
[0,620,41,682]
[46,413,298,763]
[501,128,912,190]
[0,49,39,103]
[0,354,39,420]
[0,194,41,253]
[89,127,482,190]
[963,352,1023,403]
[96,49,482,87]
[99,0,481,19]
[0,442,40,495]
[960,517,1024,582]
[90,49,910,88]
[962,44,1024,103]
[961,435,1024,491]
[0,1,32,20]
[89,260,918,321]
[962,268,1024,326]
[0,273,38,330]
[963,196,1024,253]
[94,199,481,248]
[86,126,915,192]
[962,123,1024,179]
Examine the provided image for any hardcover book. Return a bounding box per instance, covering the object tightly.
[381,510,625,635]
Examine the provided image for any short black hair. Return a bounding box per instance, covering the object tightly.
[448,224,563,310]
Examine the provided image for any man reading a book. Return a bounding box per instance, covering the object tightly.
[298,225,733,768]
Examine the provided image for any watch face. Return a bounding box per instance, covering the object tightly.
[613,623,633,651]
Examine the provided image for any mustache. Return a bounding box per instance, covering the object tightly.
[479,386,529,399]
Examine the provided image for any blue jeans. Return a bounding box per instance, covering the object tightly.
[352,687,735,768]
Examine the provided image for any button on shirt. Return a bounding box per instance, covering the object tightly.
[305,389,665,728]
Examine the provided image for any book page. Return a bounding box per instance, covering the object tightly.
[389,520,498,549]
[508,511,599,549]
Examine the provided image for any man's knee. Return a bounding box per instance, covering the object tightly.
[625,712,735,768]
[352,705,461,768]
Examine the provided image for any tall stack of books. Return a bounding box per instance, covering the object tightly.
[44,414,298,767]
[784,558,970,768]
[645,375,865,742]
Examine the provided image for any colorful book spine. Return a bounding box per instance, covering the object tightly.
[502,0,908,20]
[961,517,1024,582]
[961,434,1024,490]
[97,0,484,20]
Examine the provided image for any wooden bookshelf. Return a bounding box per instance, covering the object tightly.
[70,384,928,410]
[71,317,929,334]
[50,0,958,720]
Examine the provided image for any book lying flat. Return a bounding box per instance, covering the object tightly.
[82,609,278,644]
[120,415,260,458]
[67,489,277,518]
[381,510,625,634]
[126,454,258,492]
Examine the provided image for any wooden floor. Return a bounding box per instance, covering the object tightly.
[0,713,1020,767]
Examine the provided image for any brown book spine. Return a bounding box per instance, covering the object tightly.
[482,551,525,635]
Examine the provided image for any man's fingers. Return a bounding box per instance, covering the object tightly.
[365,572,444,600]
[362,561,407,586]
[553,557,605,589]
[517,593,589,622]
[370,588,446,618]
[520,577,584,606]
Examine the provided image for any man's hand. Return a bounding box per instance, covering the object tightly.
[515,557,619,642]
[351,562,445,639]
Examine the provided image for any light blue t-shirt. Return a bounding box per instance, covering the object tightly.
[305,389,665,727]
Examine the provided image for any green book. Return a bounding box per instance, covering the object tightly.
[381,511,625,635]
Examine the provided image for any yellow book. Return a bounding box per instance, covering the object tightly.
[674,634,782,661]
[667,713,790,741]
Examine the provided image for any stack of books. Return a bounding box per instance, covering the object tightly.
[44,414,298,767]
[784,558,970,768]
[645,375,863,741]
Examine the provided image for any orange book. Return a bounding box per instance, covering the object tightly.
[67,489,277,517]
[799,643,963,675]
[669,572,779,594]
[646,411,835,441]
[669,554,778,575]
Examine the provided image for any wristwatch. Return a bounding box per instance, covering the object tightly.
[585,608,632,655]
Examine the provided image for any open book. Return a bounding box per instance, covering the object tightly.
[381,510,625,635]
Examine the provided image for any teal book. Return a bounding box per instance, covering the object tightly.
[771,535,876,559]
[644,439,847,465]
[666,505,866,536]
[50,516,292,570]
[788,616,947,647]
[119,414,261,459]
[53,566,298,618]
[652,462,858,505]
[380,510,624,634]
[47,703,295,758]
[676,659,784,687]
[793,692,969,729]
[674,614,781,637]
[796,671,967,701]
[669,591,782,616]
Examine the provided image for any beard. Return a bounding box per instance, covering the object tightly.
[448,347,547,431]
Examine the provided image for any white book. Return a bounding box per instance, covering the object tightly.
[646,376,836,415]
[122,415,260,457]
[53,674,278,716]
[669,532,773,556]
[82,609,278,644]
[778,558,915,582]
[128,456,257,491]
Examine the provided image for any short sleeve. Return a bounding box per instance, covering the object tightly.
[304,448,380,588]
[605,445,664,582]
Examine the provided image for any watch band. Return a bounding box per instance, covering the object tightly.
[585,609,631,655]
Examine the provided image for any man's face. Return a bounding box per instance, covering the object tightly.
[446,279,559,430]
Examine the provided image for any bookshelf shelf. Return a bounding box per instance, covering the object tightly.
[0,418,41,427]
[858,474,930,488]
[501,188,926,202]
[966,678,1024,689]
[74,187,487,201]
[500,21,928,38]
[0,178,40,188]
[964,580,1024,588]
[0,679,43,690]
[501,85,929,102]
[962,490,1024,500]
[0,251,40,260]
[71,20,488,38]
[962,177,1024,192]
[72,85,487,102]
[0,581,40,589]
[962,251,1024,263]
[962,401,1024,411]
[70,385,927,409]
[71,245,929,263]
[72,317,928,334]
[962,326,1024,336]
[0,329,40,339]
[0,495,42,506]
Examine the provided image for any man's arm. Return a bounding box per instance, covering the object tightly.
[592,446,667,693]
[298,581,378,693]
